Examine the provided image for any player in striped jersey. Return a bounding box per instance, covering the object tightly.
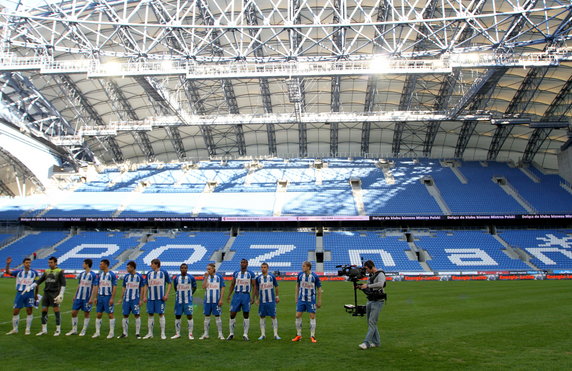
[66,259,97,336]
[142,258,172,340]
[254,262,281,340]
[226,259,256,341]
[92,259,117,339]
[5,257,39,335]
[171,263,197,339]
[199,263,225,340]
[117,261,146,339]
[292,261,322,343]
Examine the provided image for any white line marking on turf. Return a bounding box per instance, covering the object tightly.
[0,310,74,326]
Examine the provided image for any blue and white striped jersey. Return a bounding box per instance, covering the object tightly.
[204,273,225,304]
[297,272,321,303]
[255,273,278,304]
[75,271,97,300]
[11,269,39,292]
[146,269,171,301]
[232,270,256,293]
[122,273,145,302]
[173,274,197,304]
[95,271,117,296]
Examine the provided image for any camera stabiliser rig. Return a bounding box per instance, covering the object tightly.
[337,264,368,316]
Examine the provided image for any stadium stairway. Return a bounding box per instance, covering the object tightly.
[273,181,288,216]
[216,234,237,269]
[491,234,539,270]
[350,180,366,216]
[407,239,432,272]
[561,181,572,196]
[422,177,451,215]
[113,186,146,217]
[519,167,541,183]
[494,177,536,214]
[111,239,147,271]
[191,182,217,217]
[36,232,74,259]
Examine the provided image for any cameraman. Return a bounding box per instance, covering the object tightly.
[357,260,385,350]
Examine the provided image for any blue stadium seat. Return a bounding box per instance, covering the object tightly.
[414,230,530,271]
[497,229,572,270]
[0,231,69,266]
[117,232,230,274]
[33,231,139,271]
[218,232,316,274]
[323,231,424,273]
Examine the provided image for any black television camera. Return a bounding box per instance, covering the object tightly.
[337,264,367,282]
[337,264,367,316]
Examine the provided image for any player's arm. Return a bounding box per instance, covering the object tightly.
[226,277,236,303]
[139,276,146,306]
[27,271,45,294]
[219,285,225,307]
[55,270,66,304]
[141,282,148,303]
[164,281,172,302]
[117,285,125,305]
[109,281,117,305]
[316,278,322,309]
[294,281,299,304]
[202,273,209,289]
[191,277,197,295]
[253,279,259,305]
[275,285,280,304]
[91,284,99,305]
[250,277,256,304]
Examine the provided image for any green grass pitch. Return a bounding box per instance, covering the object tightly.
[0,278,570,370]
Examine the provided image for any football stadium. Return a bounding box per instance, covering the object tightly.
[0,0,571,369]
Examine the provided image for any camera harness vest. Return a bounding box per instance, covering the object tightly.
[366,270,387,301]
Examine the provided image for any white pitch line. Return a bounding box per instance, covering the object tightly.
[1,309,78,326]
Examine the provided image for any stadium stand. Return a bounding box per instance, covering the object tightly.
[361,159,442,215]
[0,231,69,266]
[217,231,316,274]
[32,231,140,271]
[413,230,531,271]
[322,231,425,273]
[432,162,526,214]
[116,231,230,274]
[1,159,572,219]
[497,229,572,270]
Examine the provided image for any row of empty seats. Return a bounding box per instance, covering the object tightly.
[1,229,570,273]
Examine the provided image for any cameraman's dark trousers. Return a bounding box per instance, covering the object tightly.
[364,299,383,347]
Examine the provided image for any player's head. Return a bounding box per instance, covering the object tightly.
[180,263,188,275]
[261,262,269,275]
[240,258,248,270]
[302,261,311,273]
[22,257,31,269]
[127,261,136,273]
[207,263,216,275]
[99,259,110,270]
[48,256,57,269]
[151,258,161,270]
[83,258,93,269]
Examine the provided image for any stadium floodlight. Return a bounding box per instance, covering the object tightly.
[528,121,569,129]
[490,118,531,125]
[450,52,486,67]
[101,61,123,76]
[369,55,391,74]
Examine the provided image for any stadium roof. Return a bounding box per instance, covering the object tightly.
[0,0,571,176]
